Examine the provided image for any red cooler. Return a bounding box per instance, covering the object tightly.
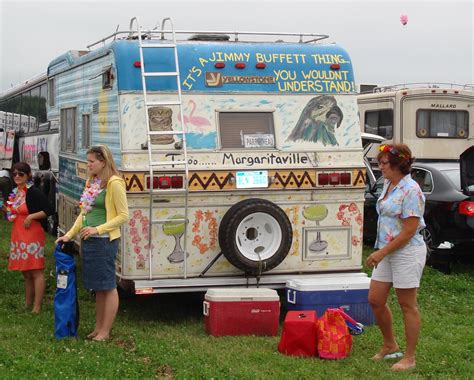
[278,310,318,357]
[203,288,280,336]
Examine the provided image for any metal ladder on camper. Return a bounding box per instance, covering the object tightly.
[129,17,190,279]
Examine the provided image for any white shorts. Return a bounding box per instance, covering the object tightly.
[371,244,427,289]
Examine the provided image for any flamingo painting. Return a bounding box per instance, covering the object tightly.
[179,99,211,133]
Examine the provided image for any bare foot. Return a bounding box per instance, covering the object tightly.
[371,344,400,361]
[87,331,98,339]
[31,308,41,314]
[391,357,416,371]
[92,335,109,342]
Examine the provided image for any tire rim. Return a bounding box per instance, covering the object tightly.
[235,212,282,261]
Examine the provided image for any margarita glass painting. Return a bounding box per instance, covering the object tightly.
[163,215,188,263]
[303,205,328,252]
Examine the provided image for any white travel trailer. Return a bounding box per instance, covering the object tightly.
[358,83,474,163]
[51,18,371,294]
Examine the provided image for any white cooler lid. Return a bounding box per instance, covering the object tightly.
[205,288,279,302]
[286,275,371,291]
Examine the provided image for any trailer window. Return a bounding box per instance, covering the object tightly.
[416,110,468,138]
[60,107,76,152]
[364,110,393,139]
[102,67,113,90]
[82,113,91,149]
[219,112,275,149]
[48,78,55,107]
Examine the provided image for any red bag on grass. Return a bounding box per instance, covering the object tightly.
[317,308,352,359]
[278,310,318,357]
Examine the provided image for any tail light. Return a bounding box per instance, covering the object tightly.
[158,176,171,189]
[318,173,329,185]
[459,201,474,216]
[340,173,351,185]
[318,172,352,186]
[146,176,159,189]
[146,176,183,189]
[171,175,183,188]
[329,173,340,185]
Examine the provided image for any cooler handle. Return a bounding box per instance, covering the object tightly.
[287,289,296,304]
[203,301,210,316]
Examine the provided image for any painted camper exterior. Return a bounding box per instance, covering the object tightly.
[358,84,474,163]
[50,25,367,293]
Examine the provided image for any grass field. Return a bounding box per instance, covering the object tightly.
[0,218,473,379]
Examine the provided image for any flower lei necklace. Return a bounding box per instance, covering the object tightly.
[79,176,102,214]
[6,181,33,222]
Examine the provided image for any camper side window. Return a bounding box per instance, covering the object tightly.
[48,78,55,107]
[82,113,91,149]
[60,107,77,152]
[364,110,393,139]
[416,110,468,138]
[218,112,276,149]
[102,67,113,90]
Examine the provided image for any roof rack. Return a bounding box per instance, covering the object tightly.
[373,83,473,93]
[87,18,329,50]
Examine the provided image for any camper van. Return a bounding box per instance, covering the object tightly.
[358,83,474,163]
[51,18,369,294]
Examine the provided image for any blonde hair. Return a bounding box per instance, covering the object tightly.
[86,145,120,187]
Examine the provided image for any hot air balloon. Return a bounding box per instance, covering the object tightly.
[400,14,408,26]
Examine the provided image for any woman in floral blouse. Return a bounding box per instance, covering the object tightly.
[366,144,426,371]
[6,162,52,313]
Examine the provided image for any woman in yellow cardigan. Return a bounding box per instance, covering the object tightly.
[56,145,129,341]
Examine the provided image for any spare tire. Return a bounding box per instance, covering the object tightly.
[219,198,292,274]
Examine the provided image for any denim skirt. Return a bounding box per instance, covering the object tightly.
[81,237,118,291]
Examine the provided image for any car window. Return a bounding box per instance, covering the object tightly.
[411,168,433,193]
[441,169,461,191]
[373,177,384,196]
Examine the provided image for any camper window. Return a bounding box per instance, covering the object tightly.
[364,109,393,139]
[416,110,468,138]
[48,78,55,107]
[81,114,91,149]
[60,107,77,152]
[218,112,276,149]
[102,67,113,90]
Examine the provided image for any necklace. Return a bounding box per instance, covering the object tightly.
[6,182,33,221]
[79,177,102,214]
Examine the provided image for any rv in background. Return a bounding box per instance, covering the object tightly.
[358,83,474,164]
[0,74,59,233]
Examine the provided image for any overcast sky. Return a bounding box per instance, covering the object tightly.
[0,0,472,92]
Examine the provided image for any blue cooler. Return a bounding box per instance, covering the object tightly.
[285,275,375,325]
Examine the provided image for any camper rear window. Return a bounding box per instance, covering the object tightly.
[416,110,468,138]
[219,112,276,149]
[364,109,393,139]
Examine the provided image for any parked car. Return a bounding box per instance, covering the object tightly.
[364,148,474,259]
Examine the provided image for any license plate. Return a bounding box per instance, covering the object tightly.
[236,170,269,189]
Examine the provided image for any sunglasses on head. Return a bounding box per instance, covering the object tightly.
[378,144,406,159]
[13,171,26,177]
[89,146,105,158]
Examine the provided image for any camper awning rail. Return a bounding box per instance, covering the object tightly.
[87,29,329,49]
[373,83,474,93]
